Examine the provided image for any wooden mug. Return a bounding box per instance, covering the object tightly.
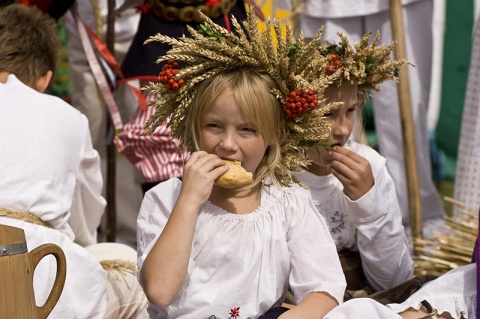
[0,224,66,319]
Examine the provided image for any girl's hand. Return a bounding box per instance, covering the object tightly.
[179,151,228,208]
[328,146,374,201]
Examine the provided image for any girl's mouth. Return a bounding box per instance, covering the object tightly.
[329,143,342,149]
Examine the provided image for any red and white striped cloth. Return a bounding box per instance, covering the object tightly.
[114,92,189,183]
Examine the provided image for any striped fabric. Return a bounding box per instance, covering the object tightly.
[114,92,189,183]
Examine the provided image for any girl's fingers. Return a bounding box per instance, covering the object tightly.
[329,147,375,200]
[183,152,227,182]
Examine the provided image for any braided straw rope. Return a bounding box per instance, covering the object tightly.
[0,207,53,228]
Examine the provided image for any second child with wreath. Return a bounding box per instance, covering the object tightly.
[295,29,476,319]
[296,32,416,300]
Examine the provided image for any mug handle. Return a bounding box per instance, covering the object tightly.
[29,244,67,319]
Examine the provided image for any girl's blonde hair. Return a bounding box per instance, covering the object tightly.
[187,69,286,187]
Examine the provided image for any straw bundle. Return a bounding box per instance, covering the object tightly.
[100,259,137,275]
[0,207,53,228]
[412,197,478,277]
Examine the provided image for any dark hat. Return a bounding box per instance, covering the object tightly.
[121,0,247,78]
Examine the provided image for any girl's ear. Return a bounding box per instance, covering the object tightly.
[266,134,276,146]
[35,70,53,93]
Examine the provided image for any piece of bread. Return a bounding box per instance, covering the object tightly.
[215,160,253,187]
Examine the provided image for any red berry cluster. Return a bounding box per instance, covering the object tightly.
[283,89,318,118]
[159,60,185,91]
[325,53,343,75]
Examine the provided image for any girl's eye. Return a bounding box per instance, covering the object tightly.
[206,123,219,128]
[241,127,257,134]
[347,107,357,113]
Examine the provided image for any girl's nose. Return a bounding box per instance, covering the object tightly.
[331,118,350,138]
[219,131,238,151]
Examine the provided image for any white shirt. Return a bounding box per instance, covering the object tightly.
[323,263,477,319]
[277,0,423,18]
[137,178,346,319]
[296,142,414,291]
[0,75,105,246]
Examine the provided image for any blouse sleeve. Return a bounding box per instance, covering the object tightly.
[346,149,414,291]
[136,178,181,273]
[285,186,346,305]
